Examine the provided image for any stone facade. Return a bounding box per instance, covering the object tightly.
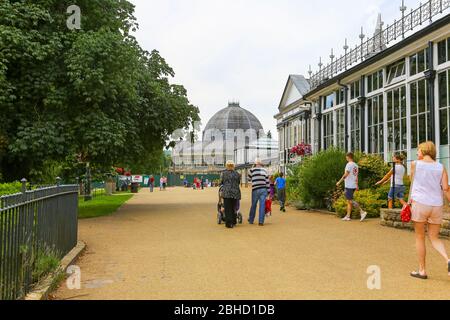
[380,209,450,238]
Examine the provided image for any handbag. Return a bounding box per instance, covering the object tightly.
[265,199,272,214]
[401,162,416,223]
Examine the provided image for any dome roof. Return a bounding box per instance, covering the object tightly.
[204,102,264,133]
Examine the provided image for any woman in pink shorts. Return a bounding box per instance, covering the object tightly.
[409,141,450,280]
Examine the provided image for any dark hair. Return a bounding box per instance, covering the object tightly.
[279,172,284,177]
[346,152,354,160]
[393,152,405,162]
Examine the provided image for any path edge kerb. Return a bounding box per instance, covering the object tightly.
[24,241,86,301]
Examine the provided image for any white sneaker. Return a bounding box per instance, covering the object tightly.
[360,211,368,222]
[342,217,351,221]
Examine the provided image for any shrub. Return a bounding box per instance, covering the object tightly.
[0,182,22,196]
[355,153,390,190]
[295,148,347,208]
[334,189,385,219]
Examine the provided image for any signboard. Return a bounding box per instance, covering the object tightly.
[132,175,143,183]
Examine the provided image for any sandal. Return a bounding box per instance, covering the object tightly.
[410,271,428,280]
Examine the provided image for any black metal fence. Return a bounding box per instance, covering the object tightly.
[0,179,78,300]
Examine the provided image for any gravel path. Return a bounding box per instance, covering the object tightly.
[54,187,450,300]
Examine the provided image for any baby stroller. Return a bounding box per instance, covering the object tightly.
[217,186,243,225]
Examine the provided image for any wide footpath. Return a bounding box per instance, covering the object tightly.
[54,187,450,300]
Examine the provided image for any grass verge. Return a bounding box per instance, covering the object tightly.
[78,193,133,219]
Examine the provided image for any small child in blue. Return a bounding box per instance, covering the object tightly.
[275,173,287,212]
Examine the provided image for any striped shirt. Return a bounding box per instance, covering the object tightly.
[248,167,270,192]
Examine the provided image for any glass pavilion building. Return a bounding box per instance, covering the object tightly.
[276,1,450,172]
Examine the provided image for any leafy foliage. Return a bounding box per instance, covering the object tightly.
[291,148,347,208]
[354,153,390,190]
[333,189,386,219]
[0,1,199,182]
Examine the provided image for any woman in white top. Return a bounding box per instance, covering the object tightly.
[408,141,450,280]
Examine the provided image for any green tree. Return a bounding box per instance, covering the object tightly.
[0,0,199,182]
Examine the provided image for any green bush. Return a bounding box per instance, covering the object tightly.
[0,182,22,196]
[355,153,390,190]
[294,148,347,208]
[334,189,385,219]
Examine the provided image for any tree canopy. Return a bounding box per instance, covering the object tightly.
[0,0,199,182]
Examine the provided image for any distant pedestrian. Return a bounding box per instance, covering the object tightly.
[149,175,155,193]
[336,152,368,222]
[160,177,164,191]
[163,176,167,190]
[375,153,407,208]
[407,141,450,280]
[275,173,287,212]
[201,176,204,190]
[248,158,270,226]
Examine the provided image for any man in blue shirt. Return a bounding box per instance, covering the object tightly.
[275,173,287,212]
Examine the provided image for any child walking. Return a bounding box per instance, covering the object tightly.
[375,153,407,209]
[275,173,287,212]
[266,176,276,217]
[336,152,368,222]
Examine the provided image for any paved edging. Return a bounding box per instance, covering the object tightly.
[25,241,86,300]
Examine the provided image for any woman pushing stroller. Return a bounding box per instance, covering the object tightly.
[219,160,242,229]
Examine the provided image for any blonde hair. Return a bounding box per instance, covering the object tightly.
[418,141,437,160]
[226,160,235,170]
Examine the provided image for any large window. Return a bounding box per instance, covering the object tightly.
[350,103,361,152]
[439,70,450,145]
[367,70,384,93]
[350,80,361,100]
[410,79,431,149]
[438,37,450,65]
[323,112,334,150]
[439,69,450,170]
[336,108,345,150]
[386,86,407,158]
[368,95,384,155]
[409,48,430,76]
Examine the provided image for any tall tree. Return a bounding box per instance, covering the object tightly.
[0,0,199,181]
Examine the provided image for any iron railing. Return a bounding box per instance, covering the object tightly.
[0,179,78,300]
[309,0,450,89]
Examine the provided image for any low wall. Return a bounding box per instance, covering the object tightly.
[380,209,450,237]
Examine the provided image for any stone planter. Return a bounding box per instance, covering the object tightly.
[380,209,450,238]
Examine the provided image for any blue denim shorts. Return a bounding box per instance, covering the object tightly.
[345,188,356,201]
[388,185,405,200]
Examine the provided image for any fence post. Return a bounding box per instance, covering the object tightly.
[21,178,27,195]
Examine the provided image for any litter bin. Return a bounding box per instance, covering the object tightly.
[131,182,139,193]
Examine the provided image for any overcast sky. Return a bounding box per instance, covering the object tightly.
[130,0,423,137]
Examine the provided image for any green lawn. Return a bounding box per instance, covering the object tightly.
[78,193,133,219]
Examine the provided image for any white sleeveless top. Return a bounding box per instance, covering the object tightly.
[411,161,444,207]
[391,164,405,186]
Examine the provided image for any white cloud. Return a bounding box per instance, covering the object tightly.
[130,0,423,136]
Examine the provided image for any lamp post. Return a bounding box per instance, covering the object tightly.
[84,162,92,201]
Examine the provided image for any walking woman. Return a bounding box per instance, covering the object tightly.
[220,160,241,229]
[409,141,450,280]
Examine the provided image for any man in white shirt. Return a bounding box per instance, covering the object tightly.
[336,152,368,222]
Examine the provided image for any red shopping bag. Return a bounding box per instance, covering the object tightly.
[265,199,272,214]
[401,204,411,223]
